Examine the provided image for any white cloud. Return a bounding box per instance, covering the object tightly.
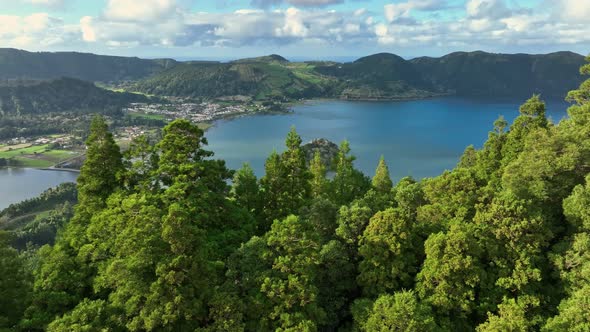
[384,0,446,23]
[103,0,177,22]
[3,0,590,54]
[465,0,510,19]
[0,13,79,48]
[555,0,590,22]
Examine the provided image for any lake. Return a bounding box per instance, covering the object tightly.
[0,97,570,210]
[0,168,78,210]
[206,97,569,180]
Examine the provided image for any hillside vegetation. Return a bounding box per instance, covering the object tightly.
[0,77,149,116]
[1,55,590,331]
[0,48,176,82]
[134,51,586,100]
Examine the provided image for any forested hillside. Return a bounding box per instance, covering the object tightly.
[0,48,176,82]
[0,55,588,331]
[0,77,149,116]
[410,51,585,98]
[133,51,586,100]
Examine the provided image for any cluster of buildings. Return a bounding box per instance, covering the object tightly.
[115,127,146,141]
[124,101,258,123]
[4,135,74,148]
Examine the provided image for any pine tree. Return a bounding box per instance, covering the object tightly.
[371,155,393,193]
[231,162,261,217]
[309,150,328,198]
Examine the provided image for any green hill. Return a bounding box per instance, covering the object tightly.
[0,77,149,116]
[410,51,585,98]
[133,51,585,100]
[133,61,336,100]
[0,48,176,82]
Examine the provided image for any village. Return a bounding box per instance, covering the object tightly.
[123,100,266,123]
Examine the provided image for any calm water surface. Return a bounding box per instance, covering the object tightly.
[0,97,569,209]
[206,97,569,180]
[0,168,78,210]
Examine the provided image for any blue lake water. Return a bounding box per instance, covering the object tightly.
[0,168,78,210]
[0,97,570,210]
[206,97,570,180]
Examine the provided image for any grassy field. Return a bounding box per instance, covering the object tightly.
[128,112,166,121]
[0,143,82,168]
[0,144,50,158]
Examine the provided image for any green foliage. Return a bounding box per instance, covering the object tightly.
[0,48,173,82]
[543,286,590,331]
[477,297,539,332]
[261,215,326,331]
[309,150,328,198]
[364,291,438,332]
[134,51,586,100]
[330,140,371,205]
[0,232,31,331]
[371,155,393,193]
[417,224,484,327]
[0,78,148,116]
[10,58,590,332]
[358,208,420,296]
[261,128,311,228]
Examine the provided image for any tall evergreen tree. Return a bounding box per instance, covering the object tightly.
[371,155,393,193]
[309,150,328,198]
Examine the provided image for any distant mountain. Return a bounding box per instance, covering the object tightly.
[0,48,177,82]
[313,53,438,100]
[134,51,585,100]
[2,49,585,100]
[0,77,149,116]
[410,51,586,98]
[232,54,289,64]
[133,61,336,100]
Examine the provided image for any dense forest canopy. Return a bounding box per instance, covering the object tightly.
[0,77,149,116]
[1,55,590,331]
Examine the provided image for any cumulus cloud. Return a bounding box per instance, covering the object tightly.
[103,0,177,22]
[0,13,79,47]
[384,0,447,23]
[2,0,589,54]
[373,0,590,50]
[553,0,590,23]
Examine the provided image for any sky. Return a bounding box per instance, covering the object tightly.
[0,0,588,60]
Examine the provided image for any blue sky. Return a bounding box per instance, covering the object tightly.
[0,0,588,60]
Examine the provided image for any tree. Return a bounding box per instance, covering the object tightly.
[260,151,285,228]
[371,155,393,193]
[280,127,311,214]
[501,95,548,166]
[261,215,326,331]
[231,162,261,221]
[543,286,590,331]
[335,202,374,246]
[477,297,539,332]
[330,140,371,205]
[358,208,420,297]
[74,115,123,225]
[261,128,312,228]
[309,150,328,198]
[364,291,438,332]
[24,115,123,330]
[0,232,30,331]
[417,224,484,329]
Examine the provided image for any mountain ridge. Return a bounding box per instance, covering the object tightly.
[0,48,586,100]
